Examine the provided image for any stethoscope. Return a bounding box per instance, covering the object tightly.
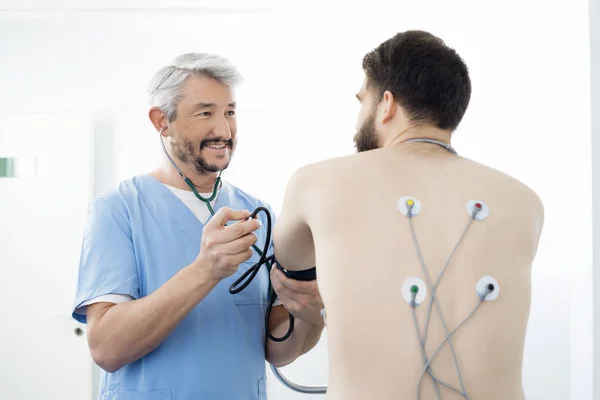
[158,128,456,341]
[158,127,295,342]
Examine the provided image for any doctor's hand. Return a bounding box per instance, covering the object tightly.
[270,265,324,326]
[194,207,260,282]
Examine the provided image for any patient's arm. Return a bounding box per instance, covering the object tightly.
[265,167,323,367]
[272,167,316,271]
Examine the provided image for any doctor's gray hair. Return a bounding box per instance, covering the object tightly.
[148,53,243,122]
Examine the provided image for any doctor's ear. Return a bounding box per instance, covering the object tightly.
[149,106,169,135]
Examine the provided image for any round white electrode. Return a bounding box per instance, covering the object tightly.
[466,200,490,221]
[398,196,422,217]
[320,308,327,326]
[401,277,427,305]
[476,276,499,301]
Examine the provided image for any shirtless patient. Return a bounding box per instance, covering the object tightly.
[272,30,544,400]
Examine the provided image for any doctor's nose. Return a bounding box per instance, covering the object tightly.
[213,116,232,141]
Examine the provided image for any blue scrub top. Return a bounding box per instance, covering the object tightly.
[72,174,275,400]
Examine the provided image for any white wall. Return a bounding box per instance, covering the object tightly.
[591,0,600,397]
[0,1,592,399]
[0,115,96,399]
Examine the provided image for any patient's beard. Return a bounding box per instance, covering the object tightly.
[353,112,379,153]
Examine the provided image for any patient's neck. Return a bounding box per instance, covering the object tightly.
[386,124,452,149]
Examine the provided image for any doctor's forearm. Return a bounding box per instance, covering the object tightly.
[266,316,325,367]
[87,262,218,372]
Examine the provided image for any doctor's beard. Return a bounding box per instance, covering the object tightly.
[171,132,235,174]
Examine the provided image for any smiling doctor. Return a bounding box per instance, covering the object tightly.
[72,52,325,400]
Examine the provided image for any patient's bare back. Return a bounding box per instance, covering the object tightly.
[305,146,544,400]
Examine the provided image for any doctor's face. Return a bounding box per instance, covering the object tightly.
[169,75,237,175]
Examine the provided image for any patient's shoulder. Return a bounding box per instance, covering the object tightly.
[293,153,361,176]
[287,156,344,180]
[283,157,351,203]
[288,152,382,194]
[469,159,545,224]
[479,160,542,203]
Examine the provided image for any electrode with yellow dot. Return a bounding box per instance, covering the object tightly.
[398,196,422,217]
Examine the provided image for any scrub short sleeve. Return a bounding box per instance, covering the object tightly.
[72,195,139,324]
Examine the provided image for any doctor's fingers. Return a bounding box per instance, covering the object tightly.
[275,287,317,314]
[272,269,319,296]
[218,232,258,255]
[223,248,254,267]
[218,218,261,242]
[278,297,304,316]
[207,207,251,228]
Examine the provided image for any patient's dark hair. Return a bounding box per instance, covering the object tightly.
[362,30,471,131]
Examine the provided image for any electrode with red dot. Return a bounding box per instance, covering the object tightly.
[466,200,489,220]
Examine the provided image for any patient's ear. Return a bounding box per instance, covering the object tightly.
[380,90,398,124]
